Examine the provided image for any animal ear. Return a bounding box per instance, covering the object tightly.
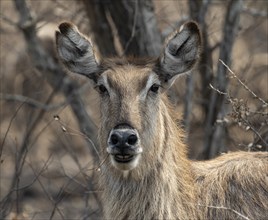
[156,21,201,87]
[55,22,100,81]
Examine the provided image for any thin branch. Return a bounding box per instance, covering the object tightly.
[161,16,189,39]
[3,0,99,216]
[0,103,24,160]
[121,0,138,56]
[1,52,59,219]
[242,6,267,17]
[28,162,65,220]
[182,201,252,220]
[48,187,65,220]
[13,0,99,159]
[0,154,52,209]
[210,83,268,147]
[205,205,251,220]
[209,84,227,95]
[209,42,220,52]
[231,107,268,147]
[20,155,52,191]
[53,115,100,161]
[0,13,18,27]
[0,93,66,110]
[219,59,268,107]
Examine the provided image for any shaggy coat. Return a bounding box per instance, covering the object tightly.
[56,21,268,220]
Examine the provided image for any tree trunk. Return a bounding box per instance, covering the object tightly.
[204,0,244,159]
[82,0,162,57]
[82,0,117,56]
[187,0,213,156]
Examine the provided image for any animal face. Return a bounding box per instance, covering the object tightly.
[56,21,201,171]
[96,63,164,170]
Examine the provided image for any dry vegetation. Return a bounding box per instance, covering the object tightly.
[0,0,267,219]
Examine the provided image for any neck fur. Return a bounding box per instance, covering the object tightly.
[100,97,197,219]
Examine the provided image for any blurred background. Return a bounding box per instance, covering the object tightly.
[0,0,267,219]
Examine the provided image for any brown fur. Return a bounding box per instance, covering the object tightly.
[55,21,268,220]
[193,152,268,219]
[97,65,268,220]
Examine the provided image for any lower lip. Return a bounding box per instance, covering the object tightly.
[113,154,135,163]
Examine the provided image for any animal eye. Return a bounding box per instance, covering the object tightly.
[149,84,160,93]
[98,84,108,94]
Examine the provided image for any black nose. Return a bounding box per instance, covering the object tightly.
[108,129,138,153]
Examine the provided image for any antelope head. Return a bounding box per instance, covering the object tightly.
[56,21,201,173]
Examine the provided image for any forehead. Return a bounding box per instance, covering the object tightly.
[100,58,156,90]
[108,65,151,84]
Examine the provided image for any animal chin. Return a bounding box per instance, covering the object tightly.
[111,153,141,171]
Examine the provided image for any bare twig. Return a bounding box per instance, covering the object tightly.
[0,154,52,212]
[210,83,268,147]
[0,3,63,217]
[2,0,100,217]
[86,153,109,172]
[182,201,252,220]
[53,115,100,161]
[12,0,99,168]
[0,93,66,110]
[0,103,24,159]
[230,105,268,147]
[121,0,138,56]
[204,205,251,220]
[161,16,189,39]
[219,59,268,107]
[28,162,65,220]
[1,89,58,217]
[22,156,53,190]
[0,13,18,27]
[242,6,267,17]
[209,84,227,95]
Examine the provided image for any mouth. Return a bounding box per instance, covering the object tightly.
[111,153,141,171]
[113,154,135,163]
[107,146,143,171]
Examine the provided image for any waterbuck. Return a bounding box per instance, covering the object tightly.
[56,21,268,220]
